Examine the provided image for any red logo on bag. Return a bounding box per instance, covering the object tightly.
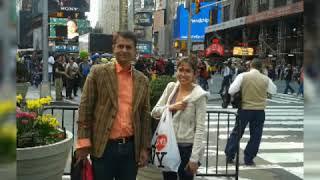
[156,134,167,151]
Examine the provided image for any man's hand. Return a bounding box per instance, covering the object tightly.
[185,161,199,175]
[138,149,149,167]
[75,147,90,164]
[168,101,187,111]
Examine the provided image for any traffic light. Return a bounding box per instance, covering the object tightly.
[195,0,200,14]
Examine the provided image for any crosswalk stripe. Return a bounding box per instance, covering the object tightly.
[267,99,303,104]
[209,127,303,132]
[218,134,291,140]
[207,105,304,109]
[241,142,303,150]
[257,152,303,163]
[205,121,303,125]
[283,167,304,179]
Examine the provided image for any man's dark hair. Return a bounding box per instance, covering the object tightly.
[251,58,262,71]
[112,31,137,48]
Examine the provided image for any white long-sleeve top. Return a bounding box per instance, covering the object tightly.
[151,82,209,163]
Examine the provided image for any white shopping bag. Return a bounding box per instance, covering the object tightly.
[151,108,181,172]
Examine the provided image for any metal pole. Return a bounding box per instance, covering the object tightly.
[40,0,50,97]
[187,0,192,59]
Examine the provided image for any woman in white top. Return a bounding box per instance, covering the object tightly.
[151,57,209,180]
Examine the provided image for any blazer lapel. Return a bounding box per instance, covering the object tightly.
[132,70,142,112]
[103,63,118,108]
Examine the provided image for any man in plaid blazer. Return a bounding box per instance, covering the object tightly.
[75,31,151,180]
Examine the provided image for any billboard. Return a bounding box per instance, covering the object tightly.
[137,41,152,54]
[32,0,90,17]
[57,0,90,12]
[173,2,222,42]
[134,12,153,26]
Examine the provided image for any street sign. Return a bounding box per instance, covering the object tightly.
[192,44,204,51]
[232,47,254,56]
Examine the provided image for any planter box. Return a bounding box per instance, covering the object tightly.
[17,131,73,180]
[16,82,30,99]
[137,165,162,180]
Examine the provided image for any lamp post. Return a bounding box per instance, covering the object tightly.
[40,0,50,97]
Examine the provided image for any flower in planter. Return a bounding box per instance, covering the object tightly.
[17,95,66,148]
[0,99,16,162]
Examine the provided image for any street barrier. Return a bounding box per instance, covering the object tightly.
[44,104,240,179]
[43,102,79,176]
[196,110,240,180]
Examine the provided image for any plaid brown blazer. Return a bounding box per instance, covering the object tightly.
[77,62,151,160]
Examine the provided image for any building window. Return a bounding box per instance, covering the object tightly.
[292,0,302,3]
[223,5,230,22]
[274,0,287,8]
[258,0,269,12]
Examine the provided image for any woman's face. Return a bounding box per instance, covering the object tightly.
[177,62,195,86]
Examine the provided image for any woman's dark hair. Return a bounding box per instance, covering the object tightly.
[112,31,137,48]
[177,57,198,74]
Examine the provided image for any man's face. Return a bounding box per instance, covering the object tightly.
[113,36,136,67]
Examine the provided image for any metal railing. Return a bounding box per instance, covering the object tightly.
[196,110,240,180]
[43,104,240,179]
[43,102,79,175]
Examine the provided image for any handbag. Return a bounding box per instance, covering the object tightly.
[71,152,94,180]
[150,108,181,172]
[231,91,241,109]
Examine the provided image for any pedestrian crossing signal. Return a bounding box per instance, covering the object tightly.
[195,0,200,14]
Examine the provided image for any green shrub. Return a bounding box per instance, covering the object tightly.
[149,75,175,133]
[150,75,176,109]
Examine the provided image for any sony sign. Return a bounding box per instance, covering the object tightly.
[60,7,79,12]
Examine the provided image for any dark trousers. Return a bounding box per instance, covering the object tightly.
[92,140,137,180]
[224,109,265,163]
[163,145,194,180]
[219,76,231,94]
[66,79,77,98]
[284,80,295,94]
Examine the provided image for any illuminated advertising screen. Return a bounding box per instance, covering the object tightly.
[173,2,222,42]
[49,18,90,39]
[58,0,90,12]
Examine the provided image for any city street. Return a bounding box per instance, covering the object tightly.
[26,74,304,180]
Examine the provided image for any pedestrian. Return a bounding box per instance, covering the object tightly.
[151,57,209,180]
[283,64,295,94]
[54,55,66,101]
[224,58,277,166]
[48,52,55,85]
[219,61,233,94]
[297,67,304,96]
[75,31,151,180]
[65,57,78,99]
[78,56,91,91]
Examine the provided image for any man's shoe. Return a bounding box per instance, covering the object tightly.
[226,157,234,164]
[244,161,256,166]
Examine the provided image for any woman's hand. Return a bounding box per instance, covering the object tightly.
[168,101,187,111]
[185,161,199,175]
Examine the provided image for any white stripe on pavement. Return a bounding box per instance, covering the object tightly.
[241,142,304,150]
[258,152,303,163]
[205,121,303,125]
[209,127,303,132]
[283,167,304,179]
[197,164,283,172]
[218,134,291,140]
[267,99,303,104]
[207,105,304,109]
